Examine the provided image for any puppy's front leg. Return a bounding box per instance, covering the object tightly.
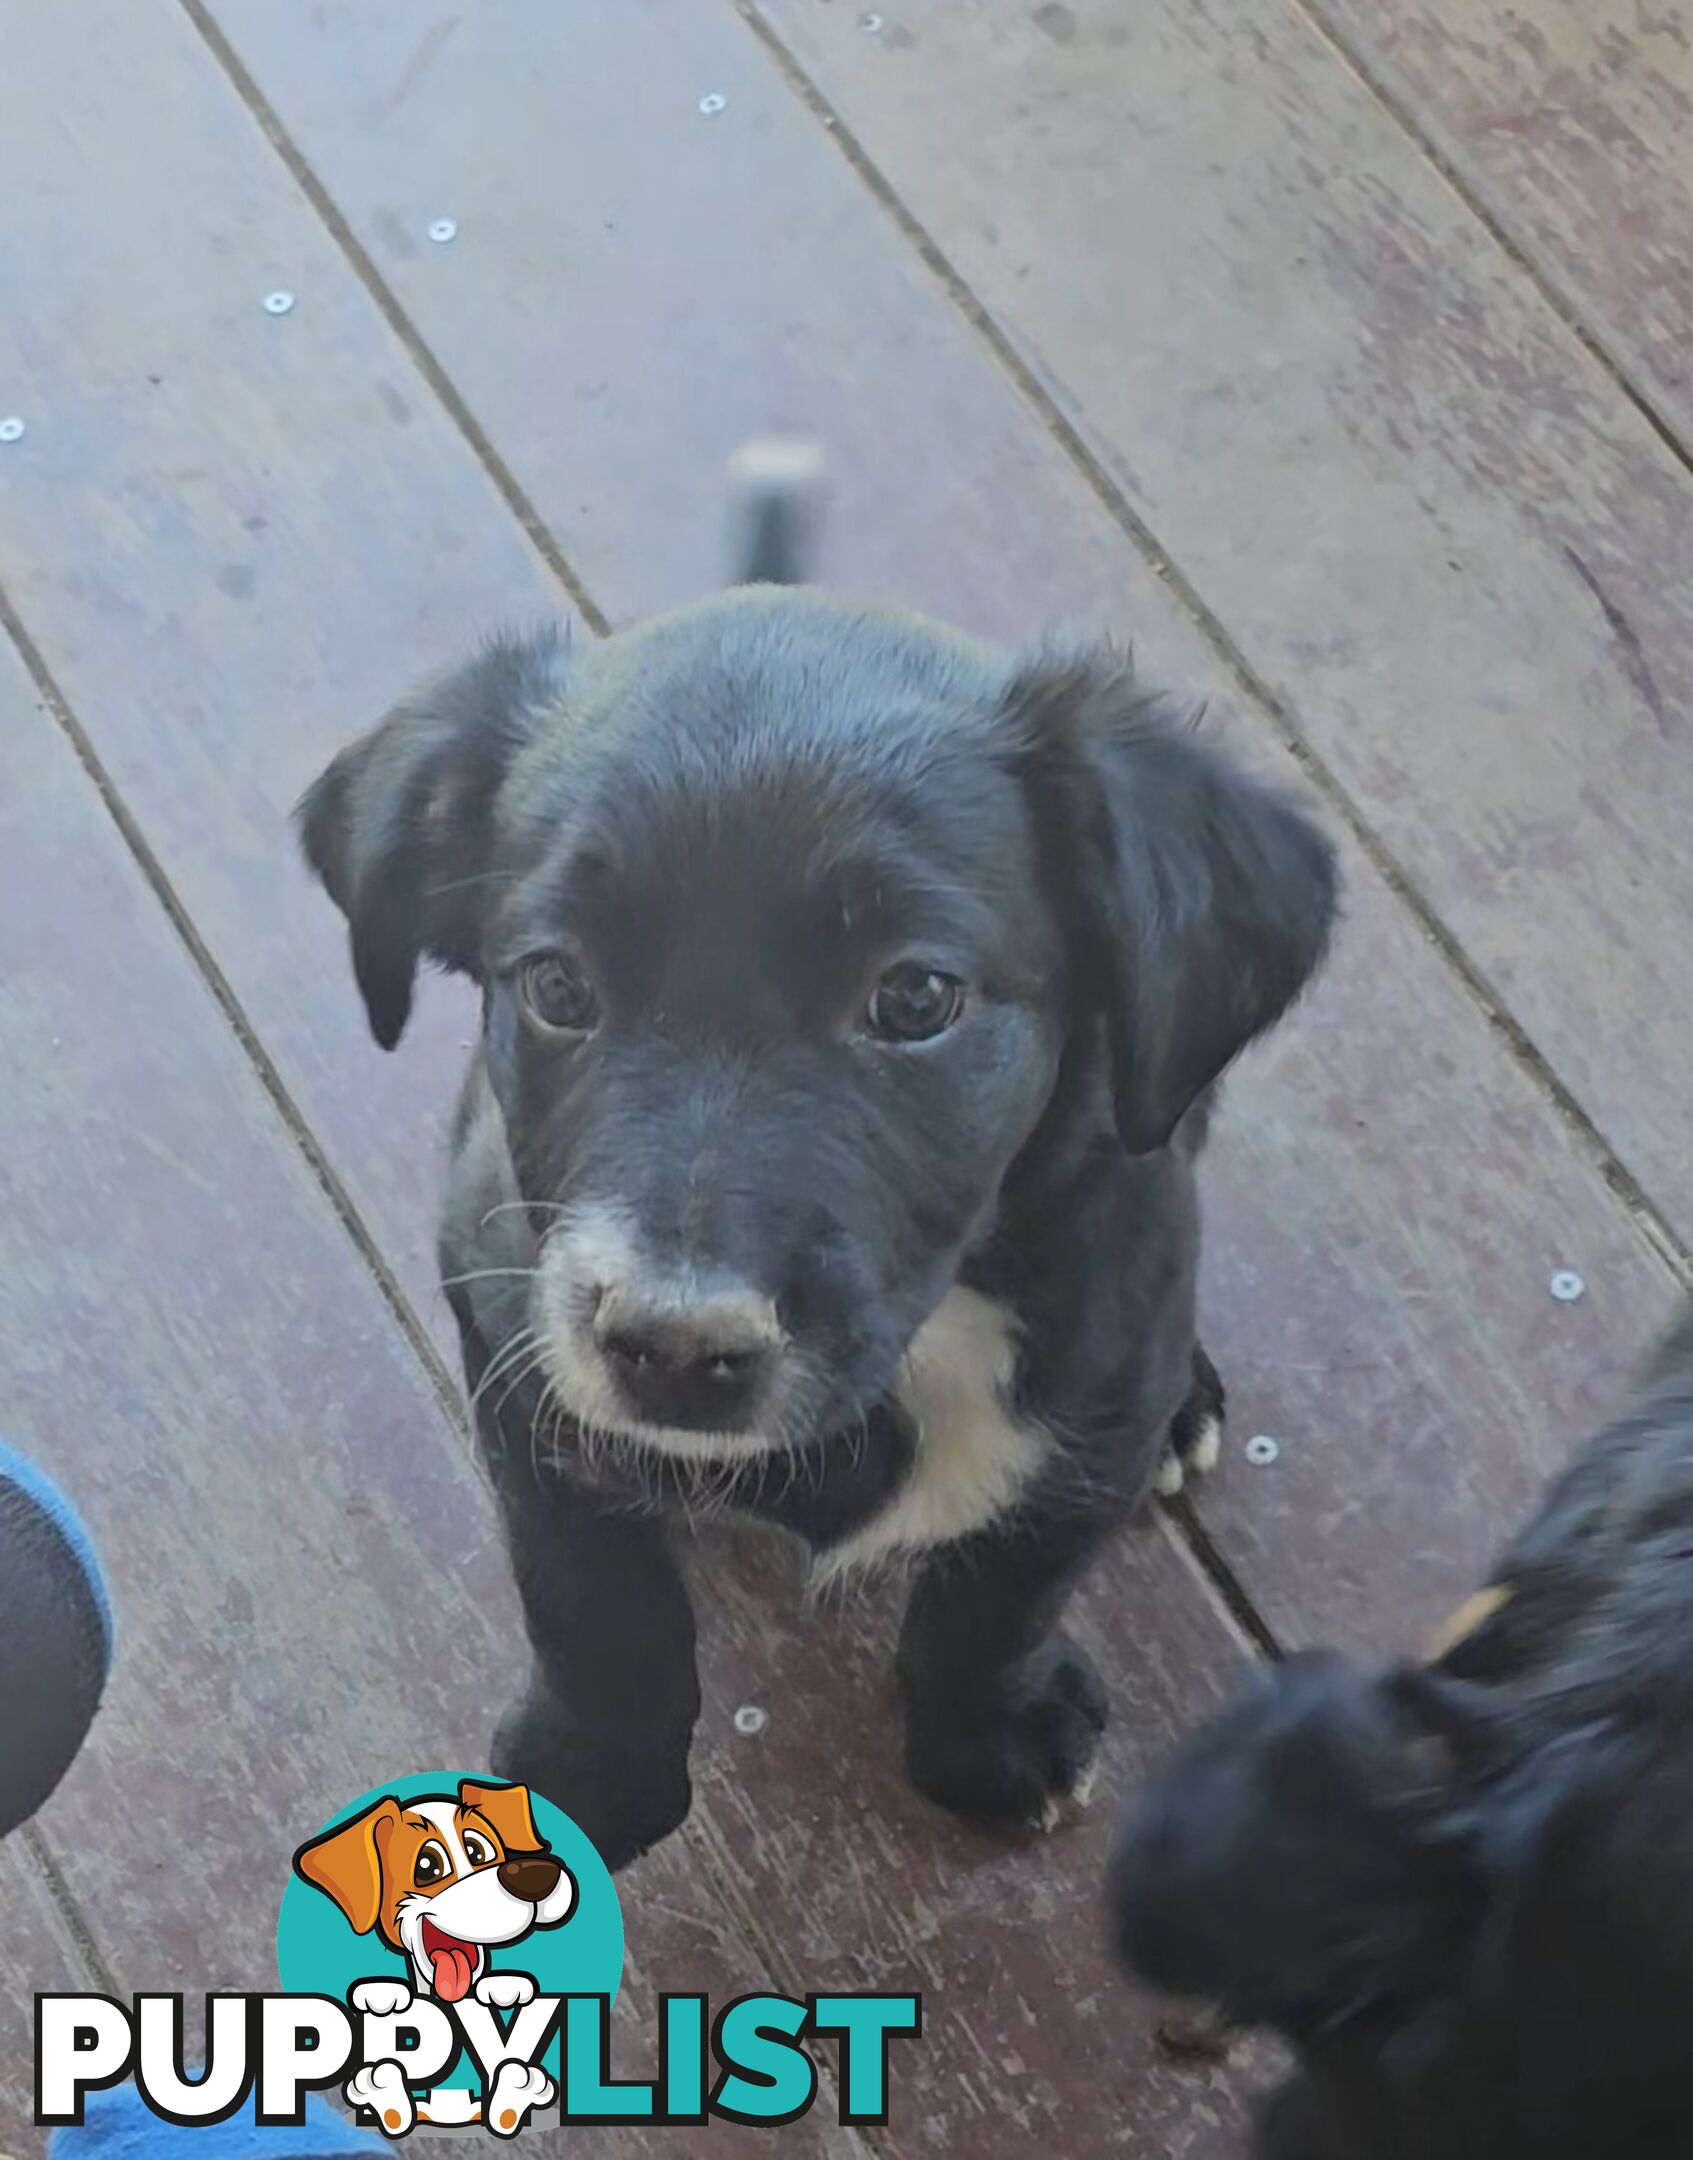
[896,1498,1120,1831]
[489,1463,700,1870]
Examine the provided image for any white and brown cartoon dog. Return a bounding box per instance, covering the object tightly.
[294,1779,576,2134]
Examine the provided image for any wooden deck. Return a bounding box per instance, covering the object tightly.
[2,0,1689,2148]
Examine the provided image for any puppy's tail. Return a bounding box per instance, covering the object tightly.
[726,436,826,586]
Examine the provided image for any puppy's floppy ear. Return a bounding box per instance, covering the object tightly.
[1381,1665,1506,1786]
[293,1796,403,1935]
[296,629,565,1049]
[1006,651,1339,1154]
[459,1778,545,1855]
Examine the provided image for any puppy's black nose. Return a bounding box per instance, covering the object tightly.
[594,1289,776,1432]
[498,1852,562,1902]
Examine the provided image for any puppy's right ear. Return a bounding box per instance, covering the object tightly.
[296,630,564,1049]
[293,1795,403,1935]
[1004,651,1339,1154]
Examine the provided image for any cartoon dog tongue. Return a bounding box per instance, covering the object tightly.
[422,1919,479,2003]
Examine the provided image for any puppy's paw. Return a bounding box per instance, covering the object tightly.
[346,2060,414,2138]
[1157,1388,1226,1498]
[1184,1408,1225,1478]
[485,2061,555,2137]
[474,1970,536,2010]
[350,1979,413,2019]
[904,1637,1107,1832]
[492,1695,692,1872]
[1154,1449,1190,1498]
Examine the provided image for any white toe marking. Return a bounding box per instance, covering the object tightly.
[1154,1452,1186,1498]
[474,1970,536,2010]
[486,2061,556,2136]
[345,2061,413,2139]
[1189,1411,1224,1476]
[350,1980,412,2019]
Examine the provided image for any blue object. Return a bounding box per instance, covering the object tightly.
[0,1440,114,1835]
[49,2083,382,2159]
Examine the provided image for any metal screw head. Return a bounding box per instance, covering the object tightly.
[733,1704,768,1737]
[428,218,457,244]
[0,417,24,444]
[1245,1434,1280,1467]
[263,291,295,316]
[1550,1269,1586,1303]
[698,92,727,114]
[861,10,885,28]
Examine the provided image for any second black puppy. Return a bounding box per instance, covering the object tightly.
[1113,1302,1693,2158]
[300,468,1336,1869]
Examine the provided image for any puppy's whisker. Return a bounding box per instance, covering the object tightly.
[438,1265,541,1291]
[469,1323,537,1400]
[425,869,523,897]
[477,1199,577,1230]
[468,1326,542,1423]
[494,1347,552,1427]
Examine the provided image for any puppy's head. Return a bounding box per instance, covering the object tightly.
[1109,1651,1621,2044]
[300,511,1333,1461]
[294,1780,575,2002]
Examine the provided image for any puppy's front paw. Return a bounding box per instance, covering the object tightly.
[492,1694,692,1872]
[474,1970,536,2010]
[350,1979,414,2019]
[485,2061,556,2137]
[904,1637,1107,1832]
[346,2061,414,2138]
[1156,1391,1226,1498]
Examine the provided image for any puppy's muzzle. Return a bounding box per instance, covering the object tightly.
[592,1281,779,1432]
[497,1851,564,1903]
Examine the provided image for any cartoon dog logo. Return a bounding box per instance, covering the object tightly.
[294,1779,577,2133]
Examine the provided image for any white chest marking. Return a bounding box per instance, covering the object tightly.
[814,1286,1049,1582]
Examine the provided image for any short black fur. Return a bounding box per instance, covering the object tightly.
[300,529,1335,1871]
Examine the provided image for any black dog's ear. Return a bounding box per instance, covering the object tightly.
[1381,1665,1506,1786]
[1385,1664,1620,1900]
[1006,652,1339,1154]
[296,630,564,1049]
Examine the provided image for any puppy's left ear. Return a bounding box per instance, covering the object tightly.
[293,1795,403,1935]
[297,629,564,1050]
[1006,652,1339,1154]
[1386,1664,1618,1904]
[459,1778,545,1854]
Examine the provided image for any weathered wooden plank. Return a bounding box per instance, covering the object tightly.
[193,0,1139,639]
[1310,0,1693,450]
[746,0,1693,1248]
[178,0,1677,1645]
[1,1850,84,2155]
[0,646,860,2159]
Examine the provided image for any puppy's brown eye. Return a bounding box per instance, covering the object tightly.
[865,964,966,1044]
[519,950,600,1036]
[413,1840,451,1888]
[462,1833,494,1868]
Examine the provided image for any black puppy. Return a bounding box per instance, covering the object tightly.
[299,463,1336,1870]
[1112,1302,1693,2158]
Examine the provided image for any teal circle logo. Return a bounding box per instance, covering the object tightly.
[277,1773,622,2105]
